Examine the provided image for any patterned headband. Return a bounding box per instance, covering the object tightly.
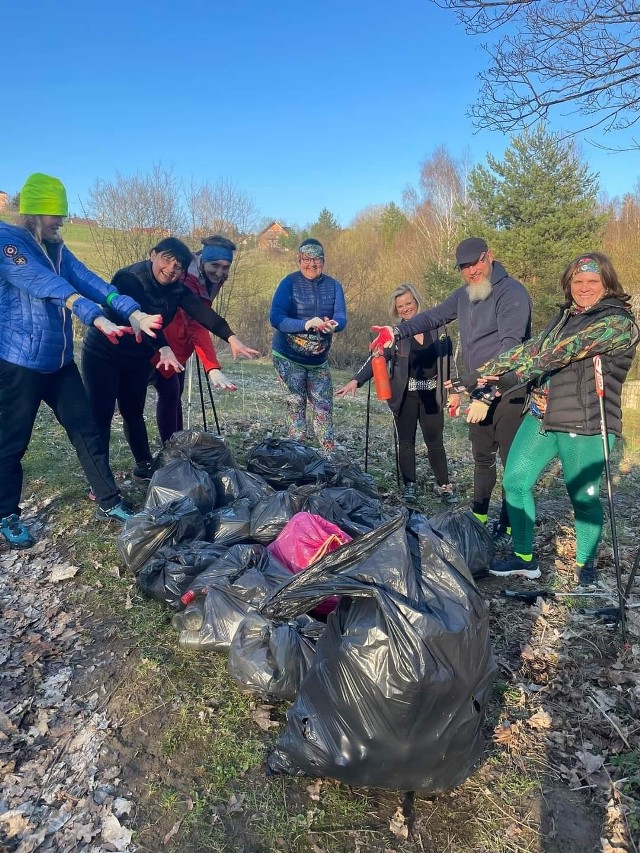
[298,244,324,259]
[575,257,600,274]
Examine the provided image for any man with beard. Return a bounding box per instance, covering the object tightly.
[370,237,531,544]
[152,235,241,444]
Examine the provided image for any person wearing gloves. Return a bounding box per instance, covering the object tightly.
[468,254,638,583]
[0,173,162,548]
[269,238,347,453]
[337,283,459,504]
[82,237,259,479]
[153,235,239,444]
[369,237,531,541]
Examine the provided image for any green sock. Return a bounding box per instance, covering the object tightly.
[474,512,488,524]
[514,552,533,562]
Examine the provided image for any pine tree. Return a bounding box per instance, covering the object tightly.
[468,125,606,318]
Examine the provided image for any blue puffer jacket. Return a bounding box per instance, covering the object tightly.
[269,271,347,367]
[0,222,122,372]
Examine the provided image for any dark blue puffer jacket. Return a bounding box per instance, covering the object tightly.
[0,222,122,372]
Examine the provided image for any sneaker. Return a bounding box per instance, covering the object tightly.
[402,482,418,503]
[489,520,512,549]
[489,554,541,580]
[132,460,155,481]
[434,483,458,505]
[574,559,599,589]
[0,514,35,549]
[96,500,134,523]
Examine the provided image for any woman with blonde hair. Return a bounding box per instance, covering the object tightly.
[337,283,459,503]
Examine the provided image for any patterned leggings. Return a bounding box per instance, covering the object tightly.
[273,355,334,451]
[503,414,615,564]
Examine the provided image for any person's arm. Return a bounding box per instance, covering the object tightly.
[269,277,307,333]
[330,281,347,331]
[335,354,374,397]
[480,315,636,384]
[494,281,532,353]
[110,270,168,347]
[179,289,234,340]
[397,289,461,339]
[191,322,221,372]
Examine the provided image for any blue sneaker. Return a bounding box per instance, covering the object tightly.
[0,514,35,549]
[489,554,541,580]
[95,500,134,523]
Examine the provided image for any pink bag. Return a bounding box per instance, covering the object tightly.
[267,512,351,615]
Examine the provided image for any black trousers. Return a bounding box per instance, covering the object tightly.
[81,345,152,465]
[468,391,525,525]
[0,359,120,517]
[394,390,449,485]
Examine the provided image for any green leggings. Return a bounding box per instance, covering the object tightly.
[503,414,615,564]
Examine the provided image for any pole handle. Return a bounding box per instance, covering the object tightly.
[593,355,605,398]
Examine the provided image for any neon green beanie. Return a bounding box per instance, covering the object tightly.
[19,173,69,217]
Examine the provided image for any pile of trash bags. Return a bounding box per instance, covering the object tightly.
[117,431,496,793]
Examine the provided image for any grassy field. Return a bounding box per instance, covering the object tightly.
[11,359,640,853]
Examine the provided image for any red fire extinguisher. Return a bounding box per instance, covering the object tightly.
[371,349,392,400]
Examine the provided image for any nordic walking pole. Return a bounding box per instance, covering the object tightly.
[195,356,208,432]
[364,375,371,472]
[594,355,626,641]
[186,354,194,429]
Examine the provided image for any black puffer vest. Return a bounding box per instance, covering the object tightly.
[538,298,637,437]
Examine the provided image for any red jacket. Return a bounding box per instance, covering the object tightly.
[153,272,221,377]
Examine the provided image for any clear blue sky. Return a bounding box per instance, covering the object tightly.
[2,0,638,228]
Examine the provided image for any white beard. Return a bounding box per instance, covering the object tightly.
[466,278,492,302]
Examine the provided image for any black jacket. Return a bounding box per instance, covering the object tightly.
[537,298,637,437]
[354,327,453,416]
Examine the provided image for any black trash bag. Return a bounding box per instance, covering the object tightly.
[144,457,216,515]
[249,487,310,544]
[205,498,253,547]
[178,544,292,652]
[246,439,326,489]
[306,487,393,537]
[117,497,206,575]
[228,613,325,700]
[262,514,496,793]
[317,454,379,499]
[428,509,495,580]
[212,467,275,508]
[161,429,236,474]
[137,541,229,608]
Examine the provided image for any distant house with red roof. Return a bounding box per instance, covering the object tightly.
[257,221,291,250]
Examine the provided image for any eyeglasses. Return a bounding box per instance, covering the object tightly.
[300,257,324,266]
[459,252,487,271]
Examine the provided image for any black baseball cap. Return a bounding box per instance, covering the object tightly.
[455,237,488,268]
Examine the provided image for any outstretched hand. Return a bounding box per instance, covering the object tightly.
[336,379,358,397]
[228,335,260,361]
[208,368,236,391]
[94,316,134,345]
[156,346,185,374]
[129,310,163,343]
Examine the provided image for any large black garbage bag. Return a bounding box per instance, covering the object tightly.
[249,487,310,544]
[428,509,494,579]
[228,613,325,700]
[212,467,275,508]
[317,454,379,499]
[178,544,292,652]
[306,487,393,537]
[144,457,216,514]
[205,498,253,547]
[246,439,326,489]
[137,541,228,608]
[161,429,236,474]
[262,514,496,792]
[117,497,206,574]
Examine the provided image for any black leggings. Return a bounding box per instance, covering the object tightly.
[82,346,152,465]
[0,359,120,516]
[394,390,449,485]
[468,391,525,524]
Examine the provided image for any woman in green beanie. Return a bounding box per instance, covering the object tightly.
[0,172,162,548]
